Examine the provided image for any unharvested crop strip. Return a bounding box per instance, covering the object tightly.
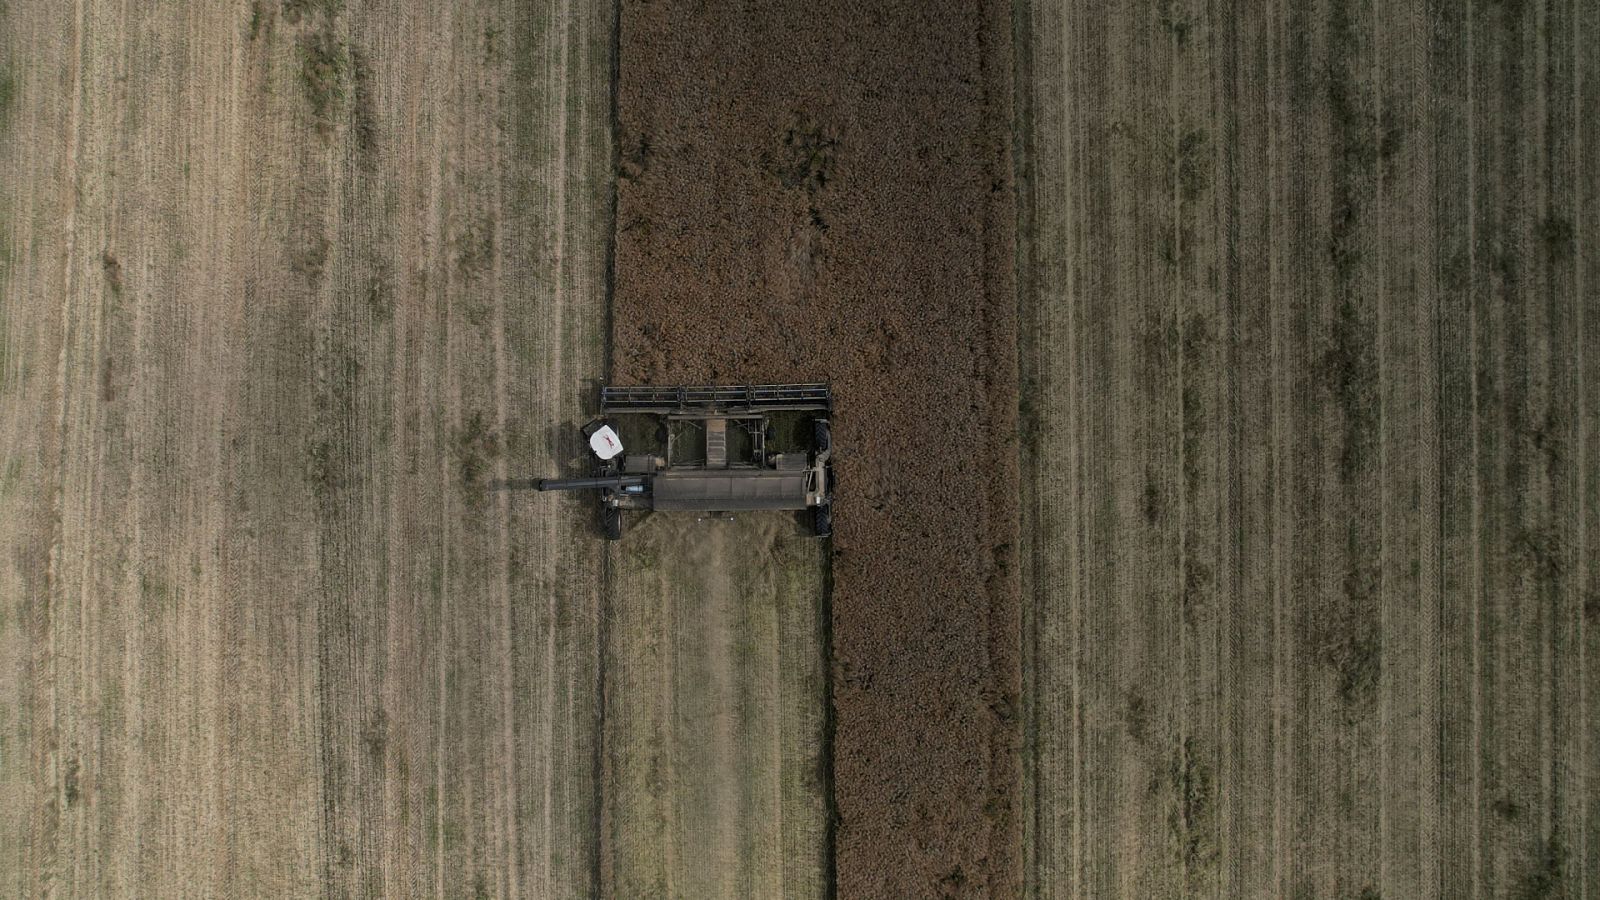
[612,0,1020,894]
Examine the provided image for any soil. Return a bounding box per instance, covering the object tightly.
[613,1,1020,896]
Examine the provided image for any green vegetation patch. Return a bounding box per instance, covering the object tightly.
[453,410,501,491]
[1162,736,1217,884]
[1512,522,1570,587]
[1323,294,1380,483]
[1157,0,1193,46]
[1514,830,1568,900]
[247,0,266,40]
[298,28,349,136]
[102,251,123,294]
[1176,129,1209,201]
[282,0,342,25]
[0,59,13,335]
[0,66,15,126]
[63,757,82,806]
[1535,214,1575,262]
[349,46,376,164]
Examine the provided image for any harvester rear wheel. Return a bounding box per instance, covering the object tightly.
[601,504,623,541]
[812,502,833,538]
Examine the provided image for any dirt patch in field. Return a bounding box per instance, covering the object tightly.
[613,1,1019,895]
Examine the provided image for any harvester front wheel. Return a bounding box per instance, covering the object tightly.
[813,418,831,453]
[601,504,623,541]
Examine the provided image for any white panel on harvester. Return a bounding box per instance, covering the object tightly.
[589,425,624,460]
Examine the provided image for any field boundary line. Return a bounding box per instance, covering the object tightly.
[1265,0,1291,894]
[1464,1,1484,893]
[40,0,86,889]
[1570,3,1589,896]
[1374,0,1392,891]
[1068,1,1088,893]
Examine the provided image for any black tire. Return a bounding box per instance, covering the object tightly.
[601,504,623,541]
[813,418,831,453]
[812,503,833,538]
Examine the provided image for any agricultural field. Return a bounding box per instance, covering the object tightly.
[1018,1,1600,898]
[5,0,1599,898]
[0,0,611,896]
[602,511,829,899]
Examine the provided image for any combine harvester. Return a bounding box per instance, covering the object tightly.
[531,384,834,540]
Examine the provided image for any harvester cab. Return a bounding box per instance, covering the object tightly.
[531,384,834,540]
